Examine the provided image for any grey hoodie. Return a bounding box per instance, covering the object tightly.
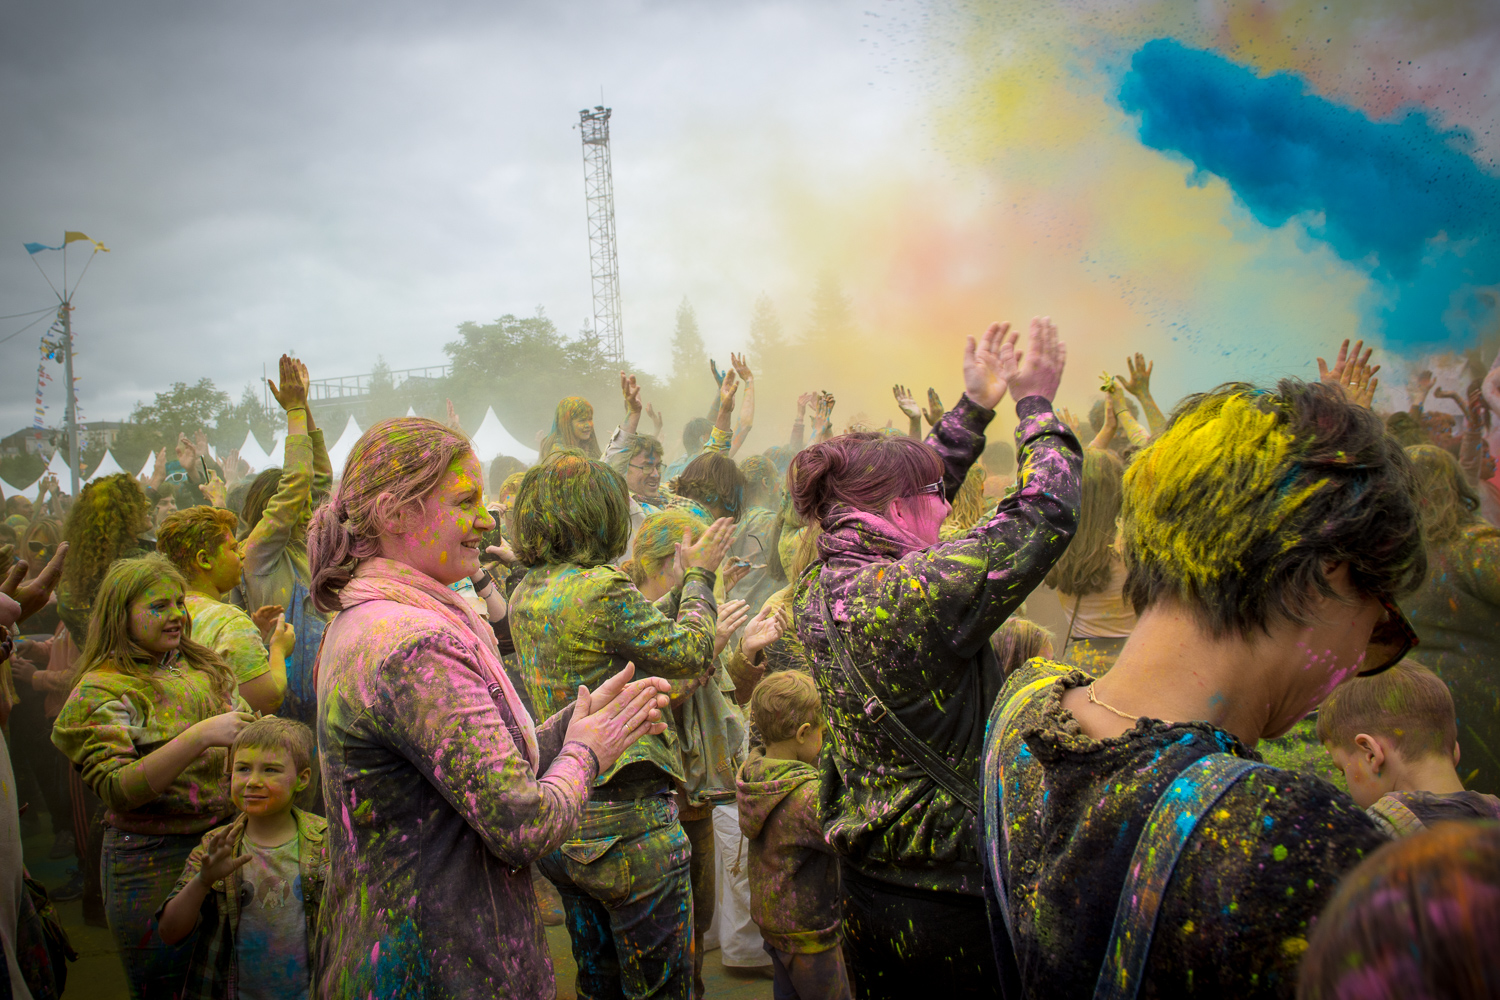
[736,749,841,953]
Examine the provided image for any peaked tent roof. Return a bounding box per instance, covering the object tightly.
[138,450,158,480]
[45,449,76,482]
[237,429,273,474]
[405,406,417,417]
[86,450,128,483]
[470,407,538,465]
[0,474,42,499]
[326,415,362,479]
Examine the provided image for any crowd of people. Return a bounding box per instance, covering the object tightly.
[0,324,1497,1000]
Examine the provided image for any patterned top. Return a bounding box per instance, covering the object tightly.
[983,660,1388,998]
[793,393,1082,895]
[509,563,719,784]
[187,592,270,684]
[52,661,248,834]
[160,808,327,1000]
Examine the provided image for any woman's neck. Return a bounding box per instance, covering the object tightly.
[1062,599,1281,747]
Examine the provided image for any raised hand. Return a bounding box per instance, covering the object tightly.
[0,541,68,622]
[680,517,737,572]
[814,392,836,430]
[963,321,1020,410]
[620,372,643,415]
[268,355,310,412]
[892,385,921,420]
[797,392,816,419]
[196,818,254,887]
[741,604,786,658]
[445,399,463,432]
[198,471,227,508]
[645,404,664,436]
[1408,369,1436,405]
[193,429,212,463]
[250,604,285,643]
[565,662,673,772]
[718,369,740,414]
[710,359,725,387]
[1117,353,1153,398]
[1007,316,1067,403]
[922,389,944,427]
[731,353,754,382]
[1317,339,1379,408]
[715,599,751,655]
[175,432,196,467]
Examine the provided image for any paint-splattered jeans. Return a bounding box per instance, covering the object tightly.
[540,792,693,1000]
[101,827,201,999]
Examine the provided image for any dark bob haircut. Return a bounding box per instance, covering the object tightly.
[512,449,631,567]
[1121,379,1425,639]
[788,432,943,528]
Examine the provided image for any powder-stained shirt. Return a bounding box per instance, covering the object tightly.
[510,563,719,785]
[237,835,311,1000]
[793,393,1081,896]
[186,592,270,684]
[983,660,1388,998]
[51,661,247,835]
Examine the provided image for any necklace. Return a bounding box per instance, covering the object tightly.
[1086,682,1139,722]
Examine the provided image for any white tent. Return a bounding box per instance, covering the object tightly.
[325,415,362,479]
[45,449,76,483]
[138,450,157,480]
[268,430,286,463]
[237,429,273,474]
[85,450,128,483]
[0,475,42,500]
[470,407,538,465]
[405,406,417,417]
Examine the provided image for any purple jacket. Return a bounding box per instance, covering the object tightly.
[793,393,1081,895]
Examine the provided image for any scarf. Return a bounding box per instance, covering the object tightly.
[338,557,539,767]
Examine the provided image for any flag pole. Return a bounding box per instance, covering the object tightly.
[62,295,80,496]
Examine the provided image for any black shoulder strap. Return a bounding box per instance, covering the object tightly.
[816,582,981,814]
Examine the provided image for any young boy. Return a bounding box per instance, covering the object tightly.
[158,717,327,999]
[1318,659,1500,837]
[157,506,294,714]
[737,670,850,1000]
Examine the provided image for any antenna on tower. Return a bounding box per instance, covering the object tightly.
[579,106,624,364]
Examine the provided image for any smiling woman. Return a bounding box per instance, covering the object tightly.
[305,417,673,998]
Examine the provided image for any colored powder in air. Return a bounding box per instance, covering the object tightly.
[1119,37,1500,351]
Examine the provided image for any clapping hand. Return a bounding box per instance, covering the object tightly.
[892,385,921,421]
[922,389,944,428]
[1317,339,1380,408]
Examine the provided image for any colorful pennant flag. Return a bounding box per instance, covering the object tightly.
[24,242,62,254]
[64,231,109,252]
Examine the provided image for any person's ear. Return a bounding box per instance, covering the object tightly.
[1454,739,1462,767]
[195,547,215,573]
[294,768,311,794]
[795,721,813,744]
[1353,733,1386,774]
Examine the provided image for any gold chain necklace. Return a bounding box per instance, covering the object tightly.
[1086,682,1139,722]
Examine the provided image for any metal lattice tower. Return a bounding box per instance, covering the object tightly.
[579,106,624,363]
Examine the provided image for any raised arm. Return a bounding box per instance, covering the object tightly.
[729,353,756,456]
[242,355,313,571]
[602,520,732,677]
[893,384,924,439]
[703,370,738,455]
[790,392,813,450]
[1115,353,1166,437]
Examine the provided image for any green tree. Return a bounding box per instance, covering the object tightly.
[668,298,712,417]
[806,272,855,344]
[214,384,279,455]
[444,309,629,445]
[366,356,405,424]
[0,454,45,491]
[746,293,787,372]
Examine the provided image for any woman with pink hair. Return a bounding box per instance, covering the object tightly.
[307,416,672,998]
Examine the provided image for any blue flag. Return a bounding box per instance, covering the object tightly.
[24,242,62,254]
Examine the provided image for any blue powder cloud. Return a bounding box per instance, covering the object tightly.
[1119,38,1500,351]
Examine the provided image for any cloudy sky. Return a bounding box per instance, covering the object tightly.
[1,0,933,432]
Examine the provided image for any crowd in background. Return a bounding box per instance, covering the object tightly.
[0,325,1498,999]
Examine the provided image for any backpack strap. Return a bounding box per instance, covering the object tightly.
[984,670,1064,1000]
[1366,794,1426,839]
[1093,754,1272,1000]
[815,583,981,814]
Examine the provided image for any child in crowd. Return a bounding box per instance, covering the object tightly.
[1318,660,1500,837]
[158,717,327,999]
[737,670,850,1000]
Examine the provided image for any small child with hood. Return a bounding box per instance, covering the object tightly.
[1318,659,1500,837]
[737,670,851,1000]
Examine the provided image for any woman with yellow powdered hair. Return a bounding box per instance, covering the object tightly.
[539,396,601,459]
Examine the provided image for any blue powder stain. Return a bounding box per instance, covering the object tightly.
[1118,38,1500,351]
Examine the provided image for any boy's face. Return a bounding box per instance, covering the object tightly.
[1326,739,1397,809]
[231,745,309,817]
[202,531,243,595]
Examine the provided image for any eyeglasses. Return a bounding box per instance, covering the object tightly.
[913,481,944,496]
[629,460,661,472]
[1357,597,1419,677]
